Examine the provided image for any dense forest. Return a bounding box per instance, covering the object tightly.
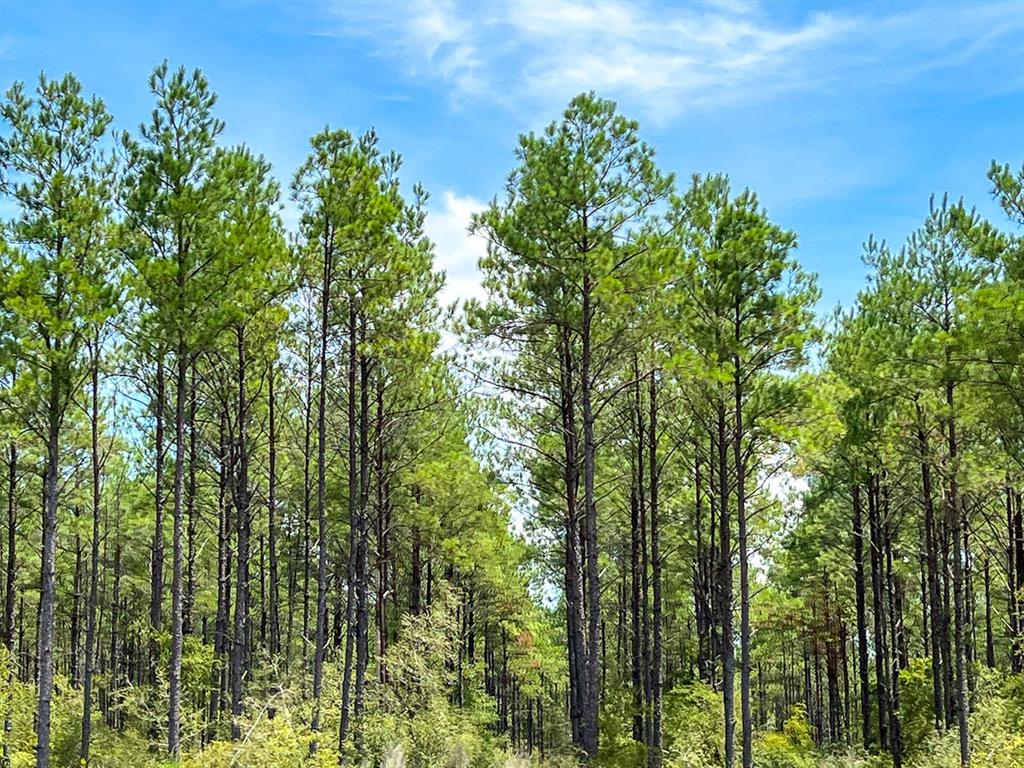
[0,65,1021,768]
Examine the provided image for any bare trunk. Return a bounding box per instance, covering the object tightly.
[268,359,280,656]
[983,559,994,668]
[581,274,600,761]
[852,483,871,749]
[229,326,250,740]
[868,475,891,750]
[558,328,587,751]
[734,350,752,768]
[3,438,15,651]
[167,338,188,756]
[648,370,662,768]
[916,400,945,732]
[339,303,357,752]
[150,357,165,685]
[35,359,61,768]
[81,343,102,765]
[310,221,332,751]
[353,349,371,752]
[184,365,197,636]
[945,381,970,767]
[718,401,735,768]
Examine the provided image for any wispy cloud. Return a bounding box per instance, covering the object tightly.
[326,0,1024,123]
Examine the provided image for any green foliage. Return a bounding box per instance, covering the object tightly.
[3,61,1024,768]
[662,683,724,768]
[595,688,646,767]
[755,705,817,768]
[897,658,936,760]
[362,588,510,768]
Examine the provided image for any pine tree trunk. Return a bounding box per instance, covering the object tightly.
[1008,487,1019,672]
[310,226,333,751]
[984,559,995,668]
[108,541,121,731]
[852,482,872,749]
[411,523,422,615]
[167,336,188,756]
[354,349,371,751]
[630,476,642,742]
[637,376,651,754]
[339,303,358,752]
[945,381,970,767]
[81,343,102,765]
[648,369,662,768]
[375,380,388,682]
[1010,487,1024,672]
[36,357,62,768]
[185,365,197,636]
[916,401,946,731]
[883,505,903,767]
[302,333,314,649]
[3,438,14,651]
[230,326,250,740]
[4,435,17,767]
[718,401,735,768]
[694,449,709,684]
[558,328,587,751]
[580,272,600,762]
[71,508,82,689]
[734,353,752,768]
[868,475,891,750]
[268,358,280,655]
[150,357,165,686]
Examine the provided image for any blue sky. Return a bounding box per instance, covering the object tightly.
[3,0,1022,314]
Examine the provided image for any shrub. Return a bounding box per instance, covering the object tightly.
[755,704,817,768]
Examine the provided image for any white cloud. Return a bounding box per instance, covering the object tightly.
[326,0,1024,124]
[424,190,488,314]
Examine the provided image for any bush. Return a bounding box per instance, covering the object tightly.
[662,682,724,768]
[755,704,817,768]
[897,658,937,760]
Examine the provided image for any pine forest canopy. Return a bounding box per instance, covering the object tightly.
[0,65,1022,768]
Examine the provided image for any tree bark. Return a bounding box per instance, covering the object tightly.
[718,401,735,768]
[648,369,662,768]
[558,328,587,751]
[630,474,642,742]
[71,508,82,688]
[868,475,891,750]
[268,358,280,655]
[852,483,872,750]
[108,540,121,731]
[302,331,314,649]
[339,302,358,752]
[733,350,752,768]
[35,351,62,768]
[81,342,102,765]
[167,336,188,756]
[3,438,15,651]
[184,365,198,636]
[354,348,371,751]
[945,380,970,767]
[580,272,600,761]
[983,559,995,668]
[915,400,946,731]
[229,326,250,740]
[150,357,165,686]
[310,218,333,751]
